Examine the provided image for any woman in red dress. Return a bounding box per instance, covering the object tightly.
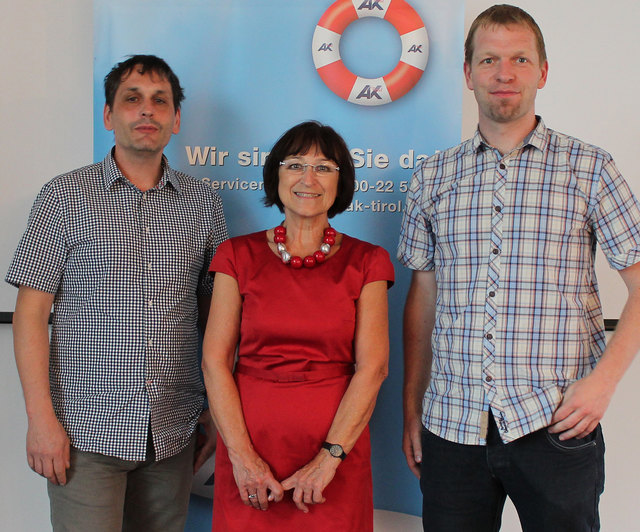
[202,121,394,531]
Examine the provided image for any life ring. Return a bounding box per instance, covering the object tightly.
[312,0,429,106]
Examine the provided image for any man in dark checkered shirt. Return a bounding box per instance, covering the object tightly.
[7,55,228,531]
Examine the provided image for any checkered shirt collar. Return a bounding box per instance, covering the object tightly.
[469,115,549,155]
[101,148,183,194]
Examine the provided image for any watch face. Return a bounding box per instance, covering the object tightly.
[329,444,343,457]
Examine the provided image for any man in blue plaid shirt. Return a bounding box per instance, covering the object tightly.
[398,5,640,531]
[7,55,228,531]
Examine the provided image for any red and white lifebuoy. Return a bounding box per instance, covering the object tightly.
[312,0,429,106]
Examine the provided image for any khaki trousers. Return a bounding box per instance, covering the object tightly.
[48,435,196,532]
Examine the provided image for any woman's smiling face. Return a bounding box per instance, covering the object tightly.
[278,147,339,221]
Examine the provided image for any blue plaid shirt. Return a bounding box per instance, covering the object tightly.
[6,150,228,460]
[398,118,640,444]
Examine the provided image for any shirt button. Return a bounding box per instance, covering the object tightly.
[147,338,153,347]
[494,206,502,213]
[485,375,493,382]
[145,226,151,234]
[489,291,496,297]
[499,163,506,169]
[492,248,499,255]
[485,333,493,340]
[148,300,153,307]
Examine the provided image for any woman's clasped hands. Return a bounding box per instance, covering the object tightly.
[232,450,338,513]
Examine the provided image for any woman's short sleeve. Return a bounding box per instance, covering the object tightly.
[208,238,238,280]
[364,245,395,288]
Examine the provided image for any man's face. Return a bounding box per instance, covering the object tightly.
[103,67,180,157]
[464,23,548,127]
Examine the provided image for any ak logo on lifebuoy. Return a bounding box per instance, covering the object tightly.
[312,0,429,106]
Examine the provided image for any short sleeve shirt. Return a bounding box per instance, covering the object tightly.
[397,118,640,444]
[6,150,229,460]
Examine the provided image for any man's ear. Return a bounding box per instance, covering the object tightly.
[103,103,113,131]
[464,61,474,91]
[537,60,549,89]
[172,108,181,135]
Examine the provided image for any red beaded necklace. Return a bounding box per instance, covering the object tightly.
[273,225,337,268]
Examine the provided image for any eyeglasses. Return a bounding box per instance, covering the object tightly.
[279,161,340,175]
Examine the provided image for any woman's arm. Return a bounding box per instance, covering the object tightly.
[281,279,390,512]
[201,272,284,510]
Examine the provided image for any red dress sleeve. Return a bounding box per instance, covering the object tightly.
[363,244,395,288]
[208,238,238,280]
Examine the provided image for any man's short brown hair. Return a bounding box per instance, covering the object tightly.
[465,4,547,64]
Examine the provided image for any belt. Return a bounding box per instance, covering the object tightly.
[235,361,354,383]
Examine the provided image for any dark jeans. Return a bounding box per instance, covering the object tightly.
[420,416,605,532]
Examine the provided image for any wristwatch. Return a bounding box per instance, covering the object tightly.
[322,441,347,460]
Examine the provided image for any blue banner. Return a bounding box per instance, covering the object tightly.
[94,0,464,516]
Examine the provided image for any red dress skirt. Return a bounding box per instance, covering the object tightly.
[209,231,394,532]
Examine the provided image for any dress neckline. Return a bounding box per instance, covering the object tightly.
[262,229,347,266]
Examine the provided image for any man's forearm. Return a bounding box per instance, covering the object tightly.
[403,270,436,421]
[591,278,640,386]
[13,286,56,419]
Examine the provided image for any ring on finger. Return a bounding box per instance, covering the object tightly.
[248,493,257,500]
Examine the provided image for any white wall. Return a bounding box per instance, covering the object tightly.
[0,1,93,530]
[1,1,638,530]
